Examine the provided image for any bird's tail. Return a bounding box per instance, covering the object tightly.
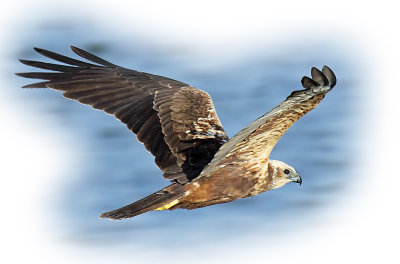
[100,183,185,220]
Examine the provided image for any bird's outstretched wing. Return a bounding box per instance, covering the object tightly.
[16,46,228,183]
[201,66,336,175]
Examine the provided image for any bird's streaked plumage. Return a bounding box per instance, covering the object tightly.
[16,46,336,219]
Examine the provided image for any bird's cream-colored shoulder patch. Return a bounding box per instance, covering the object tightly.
[154,199,179,211]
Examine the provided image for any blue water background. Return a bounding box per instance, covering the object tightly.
[8,19,359,252]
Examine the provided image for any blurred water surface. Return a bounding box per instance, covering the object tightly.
[10,19,358,251]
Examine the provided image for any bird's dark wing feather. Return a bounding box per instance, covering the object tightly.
[16,46,228,183]
[201,66,336,176]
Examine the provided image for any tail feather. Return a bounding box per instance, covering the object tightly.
[100,184,184,220]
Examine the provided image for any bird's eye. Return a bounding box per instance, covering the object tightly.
[284,169,290,175]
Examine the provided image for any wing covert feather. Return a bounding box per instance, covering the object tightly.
[154,86,228,181]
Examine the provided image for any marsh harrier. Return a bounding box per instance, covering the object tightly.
[17,47,336,219]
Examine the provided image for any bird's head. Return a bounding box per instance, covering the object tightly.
[268,160,302,189]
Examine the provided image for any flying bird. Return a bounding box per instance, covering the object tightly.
[16,46,336,219]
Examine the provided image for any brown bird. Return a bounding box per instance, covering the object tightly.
[16,46,336,219]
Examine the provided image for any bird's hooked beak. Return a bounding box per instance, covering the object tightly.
[293,174,302,185]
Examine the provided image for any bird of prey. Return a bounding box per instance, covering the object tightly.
[16,46,336,219]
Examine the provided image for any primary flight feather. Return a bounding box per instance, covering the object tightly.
[16,46,336,219]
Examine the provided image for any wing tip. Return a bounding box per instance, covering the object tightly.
[18,59,28,64]
[33,47,44,53]
[69,45,82,55]
[69,45,115,67]
[99,211,121,220]
[302,66,336,89]
[322,65,337,88]
[301,76,319,89]
[311,67,329,86]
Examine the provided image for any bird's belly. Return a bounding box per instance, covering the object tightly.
[179,174,259,209]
